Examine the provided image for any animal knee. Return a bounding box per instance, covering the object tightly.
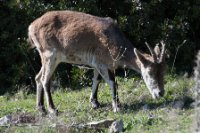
[35,75,41,85]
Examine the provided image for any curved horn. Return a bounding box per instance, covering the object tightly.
[159,40,166,63]
[145,42,157,63]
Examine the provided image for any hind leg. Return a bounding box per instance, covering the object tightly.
[41,51,59,115]
[95,65,120,112]
[35,66,46,114]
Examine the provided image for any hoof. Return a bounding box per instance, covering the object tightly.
[48,108,58,117]
[36,106,47,116]
[91,100,100,109]
[113,106,120,112]
[112,100,120,112]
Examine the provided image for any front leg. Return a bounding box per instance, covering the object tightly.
[107,70,120,112]
[90,69,102,109]
[96,65,120,112]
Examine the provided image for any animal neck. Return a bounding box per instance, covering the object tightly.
[120,48,141,73]
[130,54,142,73]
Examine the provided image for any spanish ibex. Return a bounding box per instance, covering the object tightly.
[28,10,166,114]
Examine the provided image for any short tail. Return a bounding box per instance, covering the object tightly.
[27,30,36,50]
[26,26,36,49]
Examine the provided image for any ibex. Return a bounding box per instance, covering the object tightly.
[28,10,166,115]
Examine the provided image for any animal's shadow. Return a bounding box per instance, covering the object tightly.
[97,96,194,113]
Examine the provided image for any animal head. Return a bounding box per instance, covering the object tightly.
[134,41,166,99]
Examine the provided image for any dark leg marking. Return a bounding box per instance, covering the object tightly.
[90,69,102,109]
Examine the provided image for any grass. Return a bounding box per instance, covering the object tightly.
[0,74,197,132]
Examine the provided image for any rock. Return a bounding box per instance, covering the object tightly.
[190,101,200,108]
[109,119,123,133]
[0,115,12,125]
[86,119,115,128]
[190,101,196,108]
[173,100,185,109]
[73,119,123,132]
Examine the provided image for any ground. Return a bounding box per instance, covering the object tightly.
[0,74,197,132]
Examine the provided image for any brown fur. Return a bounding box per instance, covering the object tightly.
[29,11,136,69]
[28,10,166,114]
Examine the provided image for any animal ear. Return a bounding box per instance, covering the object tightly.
[154,44,160,57]
[134,48,148,65]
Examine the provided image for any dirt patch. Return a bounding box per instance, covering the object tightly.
[0,112,120,132]
[11,112,39,124]
[0,112,50,126]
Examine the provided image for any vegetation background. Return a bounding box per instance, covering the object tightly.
[0,0,200,132]
[0,0,200,94]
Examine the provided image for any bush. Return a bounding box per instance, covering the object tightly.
[0,0,199,94]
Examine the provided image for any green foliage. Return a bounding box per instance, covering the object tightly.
[0,0,199,93]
